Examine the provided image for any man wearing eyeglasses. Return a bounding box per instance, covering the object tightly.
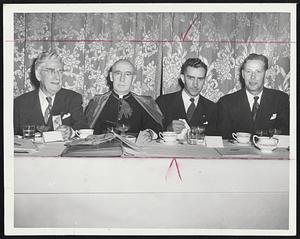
[14,52,89,140]
[156,58,217,136]
[85,59,163,141]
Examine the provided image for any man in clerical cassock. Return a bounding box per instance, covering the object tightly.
[85,59,163,139]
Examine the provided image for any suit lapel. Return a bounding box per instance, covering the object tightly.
[51,89,64,116]
[177,91,187,117]
[255,88,271,125]
[190,96,205,124]
[32,90,45,124]
[240,89,253,120]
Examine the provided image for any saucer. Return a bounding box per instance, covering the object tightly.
[157,139,177,145]
[232,140,251,146]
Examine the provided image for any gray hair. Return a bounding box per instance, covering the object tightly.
[35,51,63,73]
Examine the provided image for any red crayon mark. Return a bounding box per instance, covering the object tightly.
[180,17,199,42]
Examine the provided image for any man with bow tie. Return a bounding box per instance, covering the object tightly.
[85,59,163,142]
[217,53,289,139]
[14,52,89,140]
[156,58,217,135]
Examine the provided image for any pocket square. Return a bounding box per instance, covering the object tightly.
[270,113,277,120]
[62,113,71,119]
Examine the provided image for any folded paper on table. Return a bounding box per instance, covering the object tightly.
[43,131,64,143]
[61,132,141,157]
[273,135,289,148]
[61,138,123,157]
[205,136,224,148]
[177,119,190,140]
[14,137,38,153]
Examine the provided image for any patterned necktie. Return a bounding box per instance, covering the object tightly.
[251,96,259,122]
[44,96,52,124]
[186,98,196,122]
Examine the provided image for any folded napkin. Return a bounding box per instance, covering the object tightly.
[177,119,190,140]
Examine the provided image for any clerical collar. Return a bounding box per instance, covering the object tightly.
[112,90,131,100]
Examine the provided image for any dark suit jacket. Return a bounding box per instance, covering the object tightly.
[156,90,217,135]
[217,87,289,139]
[14,88,89,135]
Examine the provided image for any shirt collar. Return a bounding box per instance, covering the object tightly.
[245,89,263,100]
[245,89,263,107]
[39,88,56,102]
[182,89,199,105]
[112,90,131,99]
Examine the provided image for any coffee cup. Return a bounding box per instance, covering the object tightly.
[125,135,137,143]
[232,132,251,144]
[159,131,177,144]
[253,135,278,153]
[75,129,94,139]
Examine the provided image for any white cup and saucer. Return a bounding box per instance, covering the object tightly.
[253,135,278,153]
[75,129,94,139]
[232,132,251,146]
[159,131,177,145]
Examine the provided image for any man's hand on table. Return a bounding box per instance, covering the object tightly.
[136,129,158,145]
[56,125,73,141]
[167,120,185,134]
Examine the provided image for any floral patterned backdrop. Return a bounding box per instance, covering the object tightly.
[14,12,290,107]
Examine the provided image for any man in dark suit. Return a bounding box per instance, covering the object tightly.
[14,52,89,139]
[156,58,217,135]
[217,53,289,139]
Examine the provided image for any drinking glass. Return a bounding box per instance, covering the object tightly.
[116,123,130,137]
[22,125,35,141]
[187,126,205,145]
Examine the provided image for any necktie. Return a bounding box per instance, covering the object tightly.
[186,98,196,122]
[251,96,259,121]
[44,97,52,124]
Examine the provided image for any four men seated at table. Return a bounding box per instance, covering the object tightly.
[13,52,290,141]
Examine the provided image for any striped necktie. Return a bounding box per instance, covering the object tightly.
[251,96,259,121]
[186,98,196,122]
[44,96,52,124]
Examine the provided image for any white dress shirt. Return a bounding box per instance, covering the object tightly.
[245,89,263,111]
[182,89,199,113]
[39,89,56,116]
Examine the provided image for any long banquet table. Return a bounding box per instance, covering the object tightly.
[13,139,291,232]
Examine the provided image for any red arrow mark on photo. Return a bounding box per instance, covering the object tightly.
[180,17,199,42]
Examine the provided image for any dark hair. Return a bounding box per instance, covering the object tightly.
[241,53,269,71]
[239,53,269,88]
[180,58,208,75]
[178,58,208,88]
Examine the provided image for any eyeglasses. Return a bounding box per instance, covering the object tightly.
[112,71,134,79]
[42,68,64,75]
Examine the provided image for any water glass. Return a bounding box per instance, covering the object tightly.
[187,126,205,145]
[23,125,35,141]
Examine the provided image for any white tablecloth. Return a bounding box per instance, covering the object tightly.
[12,139,291,231]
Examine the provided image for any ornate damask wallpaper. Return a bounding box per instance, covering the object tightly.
[14,13,290,107]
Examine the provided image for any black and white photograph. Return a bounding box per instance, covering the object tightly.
[3,3,296,236]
